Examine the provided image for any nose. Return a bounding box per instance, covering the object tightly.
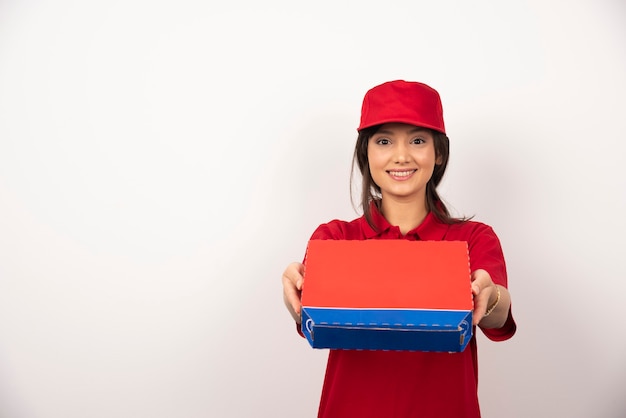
[393,142,410,164]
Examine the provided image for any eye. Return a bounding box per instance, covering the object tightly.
[411,137,426,145]
[375,138,391,145]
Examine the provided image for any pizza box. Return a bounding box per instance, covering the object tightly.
[300,240,473,352]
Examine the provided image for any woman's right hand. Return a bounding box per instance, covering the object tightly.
[282,262,304,324]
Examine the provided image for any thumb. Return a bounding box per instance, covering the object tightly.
[471,282,481,296]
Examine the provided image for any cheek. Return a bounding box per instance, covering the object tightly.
[366,156,384,185]
[418,149,437,167]
[367,150,380,170]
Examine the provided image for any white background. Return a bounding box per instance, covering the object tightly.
[1,0,625,417]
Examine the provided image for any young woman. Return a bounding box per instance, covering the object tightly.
[282,80,516,418]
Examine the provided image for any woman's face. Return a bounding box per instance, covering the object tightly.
[367,123,438,203]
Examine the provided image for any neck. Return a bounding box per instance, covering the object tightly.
[380,195,429,235]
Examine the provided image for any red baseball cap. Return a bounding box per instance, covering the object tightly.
[358,80,446,134]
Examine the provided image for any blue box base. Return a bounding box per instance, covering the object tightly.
[301,307,473,352]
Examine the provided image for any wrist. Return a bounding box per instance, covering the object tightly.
[483,285,501,317]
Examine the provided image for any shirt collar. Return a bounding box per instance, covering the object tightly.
[361,201,448,241]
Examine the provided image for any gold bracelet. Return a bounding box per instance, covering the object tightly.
[483,285,501,317]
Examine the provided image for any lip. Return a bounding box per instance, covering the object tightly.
[387,169,417,180]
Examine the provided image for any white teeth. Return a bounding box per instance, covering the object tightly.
[389,170,415,177]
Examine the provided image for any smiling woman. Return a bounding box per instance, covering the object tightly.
[281,80,516,418]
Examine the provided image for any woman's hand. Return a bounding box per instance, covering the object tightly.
[282,262,305,324]
[471,269,496,325]
[471,269,510,328]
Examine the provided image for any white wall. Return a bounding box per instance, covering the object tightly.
[0,0,624,417]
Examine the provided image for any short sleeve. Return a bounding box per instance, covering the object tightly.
[309,221,347,240]
[482,309,517,341]
[467,224,508,287]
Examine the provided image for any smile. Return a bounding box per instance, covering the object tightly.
[387,169,417,178]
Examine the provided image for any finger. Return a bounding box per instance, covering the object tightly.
[473,297,487,325]
[282,271,303,316]
[472,284,496,325]
[283,262,305,290]
[283,285,302,322]
[284,282,301,309]
[294,262,305,289]
[471,289,485,325]
[471,282,481,296]
[473,298,487,325]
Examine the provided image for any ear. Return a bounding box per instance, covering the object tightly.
[435,153,443,165]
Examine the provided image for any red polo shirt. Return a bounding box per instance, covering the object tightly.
[306,205,516,418]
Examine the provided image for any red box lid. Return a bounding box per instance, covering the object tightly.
[302,240,473,310]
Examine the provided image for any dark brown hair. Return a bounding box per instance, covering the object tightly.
[351,125,467,229]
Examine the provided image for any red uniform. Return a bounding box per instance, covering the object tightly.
[306,204,516,418]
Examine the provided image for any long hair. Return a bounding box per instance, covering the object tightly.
[350,125,466,229]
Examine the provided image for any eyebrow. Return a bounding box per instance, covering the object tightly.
[375,127,430,135]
